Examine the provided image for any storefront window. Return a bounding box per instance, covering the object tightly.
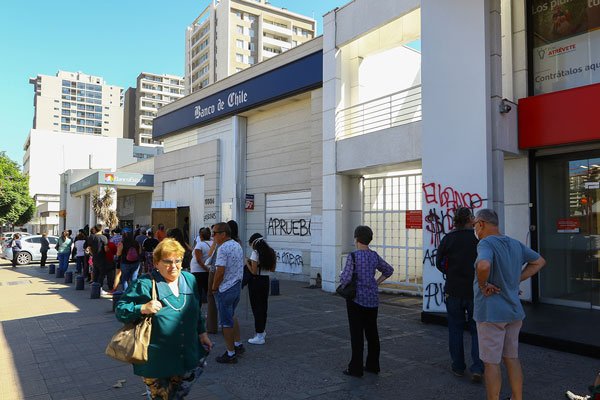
[538,154,600,309]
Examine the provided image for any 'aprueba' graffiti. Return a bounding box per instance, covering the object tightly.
[424,282,445,310]
[267,218,311,236]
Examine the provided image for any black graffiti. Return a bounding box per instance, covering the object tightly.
[204,212,217,222]
[424,282,445,310]
[276,251,304,269]
[422,248,437,268]
[424,208,454,247]
[204,198,215,205]
[267,218,311,236]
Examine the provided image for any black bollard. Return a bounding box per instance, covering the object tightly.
[270,278,280,296]
[112,291,123,312]
[75,275,84,290]
[56,268,65,279]
[90,282,101,299]
[48,264,56,274]
[64,271,73,284]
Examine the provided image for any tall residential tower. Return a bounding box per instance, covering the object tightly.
[29,71,124,137]
[185,0,316,93]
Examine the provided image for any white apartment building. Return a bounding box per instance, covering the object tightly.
[29,70,124,137]
[185,0,316,93]
[123,72,185,146]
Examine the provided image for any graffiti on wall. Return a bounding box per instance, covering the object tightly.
[422,182,484,311]
[267,218,311,236]
[275,249,304,274]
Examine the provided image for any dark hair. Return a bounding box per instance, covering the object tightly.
[354,225,373,245]
[200,227,211,241]
[75,232,86,241]
[248,233,277,272]
[167,228,191,250]
[453,207,473,228]
[147,230,154,237]
[227,220,240,243]
[121,232,139,256]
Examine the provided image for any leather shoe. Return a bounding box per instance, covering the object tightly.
[342,369,362,377]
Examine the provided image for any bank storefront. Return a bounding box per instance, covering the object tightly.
[521,0,600,310]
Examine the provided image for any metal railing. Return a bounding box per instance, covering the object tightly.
[335,85,422,139]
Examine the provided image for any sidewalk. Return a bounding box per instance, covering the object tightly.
[0,261,597,399]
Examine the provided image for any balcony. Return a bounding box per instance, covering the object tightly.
[262,22,292,37]
[335,85,422,139]
[262,35,291,50]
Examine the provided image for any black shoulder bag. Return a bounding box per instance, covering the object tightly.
[336,252,357,300]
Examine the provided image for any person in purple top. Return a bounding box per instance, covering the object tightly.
[339,225,394,377]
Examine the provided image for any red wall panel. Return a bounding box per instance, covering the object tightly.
[519,83,600,149]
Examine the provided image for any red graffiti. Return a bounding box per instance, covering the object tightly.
[422,182,483,210]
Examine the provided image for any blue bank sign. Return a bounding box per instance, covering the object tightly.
[153,51,323,139]
[70,172,154,194]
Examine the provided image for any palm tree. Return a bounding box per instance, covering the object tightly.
[91,187,119,229]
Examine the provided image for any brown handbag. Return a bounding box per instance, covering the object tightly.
[105,277,156,364]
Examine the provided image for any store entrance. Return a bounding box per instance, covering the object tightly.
[538,154,600,309]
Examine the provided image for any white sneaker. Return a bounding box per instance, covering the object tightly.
[565,391,591,400]
[248,334,265,345]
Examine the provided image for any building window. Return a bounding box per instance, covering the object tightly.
[61,124,70,131]
[236,25,244,34]
[236,53,244,63]
[236,39,244,49]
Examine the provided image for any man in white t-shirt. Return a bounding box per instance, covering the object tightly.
[211,222,244,364]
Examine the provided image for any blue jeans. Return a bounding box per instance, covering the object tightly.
[446,296,483,374]
[120,262,140,291]
[57,253,70,273]
[215,281,241,328]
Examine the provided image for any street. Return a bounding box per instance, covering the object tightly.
[0,258,596,400]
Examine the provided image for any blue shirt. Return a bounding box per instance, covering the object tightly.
[473,235,540,323]
[340,249,394,308]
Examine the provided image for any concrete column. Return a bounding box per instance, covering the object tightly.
[421,0,495,312]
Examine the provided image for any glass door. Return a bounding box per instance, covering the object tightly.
[538,155,600,309]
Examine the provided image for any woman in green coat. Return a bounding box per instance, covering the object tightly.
[116,238,213,399]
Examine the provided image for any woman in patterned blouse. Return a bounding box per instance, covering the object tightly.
[339,225,394,377]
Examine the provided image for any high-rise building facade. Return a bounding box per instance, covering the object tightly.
[185,0,316,93]
[123,72,185,146]
[29,71,124,137]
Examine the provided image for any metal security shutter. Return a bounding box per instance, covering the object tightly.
[362,174,423,292]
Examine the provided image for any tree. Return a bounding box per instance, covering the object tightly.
[91,187,119,229]
[0,152,36,226]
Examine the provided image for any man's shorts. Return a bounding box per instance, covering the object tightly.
[216,281,241,328]
[476,320,522,364]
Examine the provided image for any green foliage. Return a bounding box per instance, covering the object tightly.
[0,152,36,226]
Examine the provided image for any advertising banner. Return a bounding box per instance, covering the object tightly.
[531,0,600,94]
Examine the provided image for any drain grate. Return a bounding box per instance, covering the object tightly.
[0,280,33,286]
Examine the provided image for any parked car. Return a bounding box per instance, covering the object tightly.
[2,235,59,265]
[1,232,31,248]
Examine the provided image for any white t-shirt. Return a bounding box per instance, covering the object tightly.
[75,240,86,257]
[215,239,244,292]
[190,241,211,273]
[249,249,273,277]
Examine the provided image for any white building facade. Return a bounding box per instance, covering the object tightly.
[185,0,316,94]
[23,129,136,235]
[29,70,124,137]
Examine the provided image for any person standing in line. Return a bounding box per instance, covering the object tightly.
[204,226,219,334]
[473,209,547,400]
[10,233,22,268]
[116,231,141,291]
[436,207,484,382]
[56,230,73,274]
[143,229,160,273]
[339,225,394,377]
[245,233,277,345]
[156,224,167,243]
[183,217,190,245]
[40,232,49,268]
[74,232,87,275]
[167,228,193,272]
[566,372,600,400]
[87,224,109,288]
[191,228,212,307]
[211,222,245,363]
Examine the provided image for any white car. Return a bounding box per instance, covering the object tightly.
[3,235,60,265]
[1,232,31,247]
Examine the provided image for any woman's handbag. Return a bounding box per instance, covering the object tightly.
[336,252,357,300]
[105,277,156,364]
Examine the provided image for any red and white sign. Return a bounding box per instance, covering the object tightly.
[405,210,422,229]
[557,218,580,233]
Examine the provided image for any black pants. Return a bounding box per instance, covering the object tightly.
[346,299,380,375]
[40,251,47,267]
[193,272,209,306]
[12,251,19,267]
[94,261,115,290]
[248,275,270,333]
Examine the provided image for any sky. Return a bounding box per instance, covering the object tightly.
[0,0,347,167]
